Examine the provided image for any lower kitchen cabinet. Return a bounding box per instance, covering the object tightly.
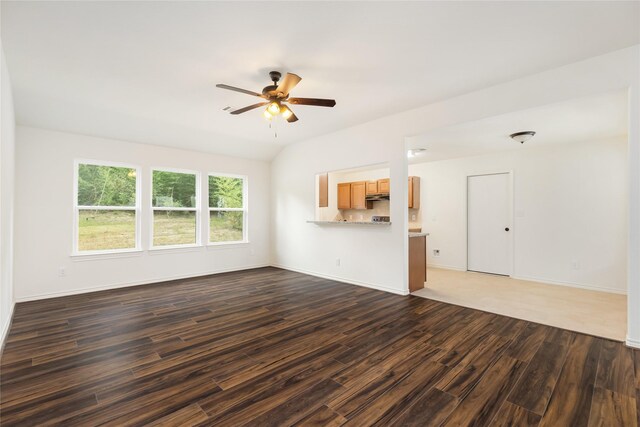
[409,234,427,292]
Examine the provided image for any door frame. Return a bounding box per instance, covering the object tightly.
[464,170,515,276]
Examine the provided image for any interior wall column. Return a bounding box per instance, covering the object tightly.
[627,81,640,348]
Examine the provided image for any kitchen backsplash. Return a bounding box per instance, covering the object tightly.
[408,207,422,230]
[335,200,390,222]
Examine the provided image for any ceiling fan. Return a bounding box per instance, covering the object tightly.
[216,71,336,123]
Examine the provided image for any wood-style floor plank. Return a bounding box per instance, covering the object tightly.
[507,340,571,415]
[539,334,603,427]
[490,401,541,426]
[0,267,638,426]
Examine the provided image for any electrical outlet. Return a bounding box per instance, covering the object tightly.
[433,249,440,257]
[572,261,580,270]
[336,258,341,267]
[58,267,66,277]
[411,214,416,221]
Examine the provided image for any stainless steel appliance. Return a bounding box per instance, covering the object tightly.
[371,215,390,223]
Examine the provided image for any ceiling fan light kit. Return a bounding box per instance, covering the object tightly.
[216,71,336,124]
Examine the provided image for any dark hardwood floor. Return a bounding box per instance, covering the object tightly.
[0,267,637,426]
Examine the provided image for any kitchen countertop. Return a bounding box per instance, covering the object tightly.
[409,232,429,237]
[307,220,392,226]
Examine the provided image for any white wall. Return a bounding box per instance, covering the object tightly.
[13,126,271,300]
[272,136,408,295]
[271,45,639,343]
[409,138,628,293]
[0,43,16,345]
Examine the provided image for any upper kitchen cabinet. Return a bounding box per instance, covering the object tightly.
[338,183,352,209]
[351,181,373,210]
[337,181,373,210]
[377,178,390,194]
[408,176,420,209]
[318,173,328,208]
[314,163,390,222]
[366,181,378,195]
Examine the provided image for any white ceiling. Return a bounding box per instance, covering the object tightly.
[2,2,639,160]
[407,90,629,163]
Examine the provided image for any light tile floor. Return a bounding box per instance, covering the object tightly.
[413,268,627,341]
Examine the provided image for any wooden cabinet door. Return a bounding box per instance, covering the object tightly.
[408,176,420,209]
[366,181,378,195]
[351,181,368,210]
[338,183,351,209]
[409,235,426,292]
[377,178,390,194]
[318,173,328,208]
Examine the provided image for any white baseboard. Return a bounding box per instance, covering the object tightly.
[272,264,409,296]
[14,264,271,302]
[626,336,640,349]
[0,302,15,353]
[427,263,466,272]
[511,275,626,295]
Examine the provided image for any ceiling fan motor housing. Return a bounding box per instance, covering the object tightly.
[262,85,279,96]
[263,71,287,97]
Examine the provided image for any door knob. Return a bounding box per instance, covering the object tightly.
[505,227,510,232]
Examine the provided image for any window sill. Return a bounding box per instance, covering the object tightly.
[71,249,144,262]
[207,241,250,249]
[147,244,204,255]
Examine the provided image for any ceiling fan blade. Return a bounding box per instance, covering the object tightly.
[216,84,264,98]
[276,73,301,96]
[230,102,268,115]
[287,97,336,107]
[286,110,299,123]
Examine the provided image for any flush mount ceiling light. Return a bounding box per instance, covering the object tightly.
[407,148,427,158]
[510,131,536,144]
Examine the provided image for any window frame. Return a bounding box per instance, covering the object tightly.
[72,159,142,256]
[207,173,248,246]
[149,167,201,250]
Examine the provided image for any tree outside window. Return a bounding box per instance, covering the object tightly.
[209,175,246,243]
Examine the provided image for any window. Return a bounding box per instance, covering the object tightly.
[152,169,199,247]
[208,174,247,244]
[75,161,140,253]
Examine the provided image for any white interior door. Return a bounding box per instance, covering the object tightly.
[467,173,511,275]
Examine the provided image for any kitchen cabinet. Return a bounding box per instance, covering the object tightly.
[408,176,420,209]
[351,181,372,210]
[339,177,418,209]
[409,234,427,292]
[337,182,372,210]
[318,173,328,208]
[366,181,378,195]
[337,183,351,209]
[377,178,390,194]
